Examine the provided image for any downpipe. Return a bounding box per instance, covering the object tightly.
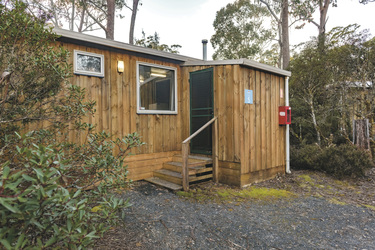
[285,76,291,174]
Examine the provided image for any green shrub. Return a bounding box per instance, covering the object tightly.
[0,132,143,249]
[290,144,322,170]
[291,143,374,178]
[0,2,145,248]
[317,144,374,178]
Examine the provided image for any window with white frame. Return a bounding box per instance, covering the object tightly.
[74,50,104,77]
[137,62,177,114]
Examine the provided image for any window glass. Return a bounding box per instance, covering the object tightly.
[76,54,102,73]
[138,63,177,114]
[73,50,104,77]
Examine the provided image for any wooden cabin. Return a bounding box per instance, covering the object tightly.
[55,28,292,190]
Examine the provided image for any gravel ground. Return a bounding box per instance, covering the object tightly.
[95,175,375,250]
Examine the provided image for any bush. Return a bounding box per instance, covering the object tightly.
[0,132,143,249]
[0,1,145,248]
[290,144,322,171]
[291,143,374,179]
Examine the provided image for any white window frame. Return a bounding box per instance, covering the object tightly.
[136,62,178,115]
[73,50,105,77]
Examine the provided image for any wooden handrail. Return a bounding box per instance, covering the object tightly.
[182,117,217,144]
[181,116,218,191]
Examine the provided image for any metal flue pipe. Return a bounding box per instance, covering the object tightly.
[202,39,208,61]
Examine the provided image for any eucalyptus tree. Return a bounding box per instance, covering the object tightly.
[135,31,182,53]
[211,0,277,65]
[289,25,375,146]
[257,0,290,69]
[128,0,140,44]
[25,0,138,40]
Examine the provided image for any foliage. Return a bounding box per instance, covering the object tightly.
[135,31,182,54]
[0,132,143,249]
[289,25,375,146]
[0,2,145,248]
[210,0,277,64]
[0,1,95,142]
[291,144,374,178]
[25,0,131,38]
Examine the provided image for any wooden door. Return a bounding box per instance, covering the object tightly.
[190,68,214,154]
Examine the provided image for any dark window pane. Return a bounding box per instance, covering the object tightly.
[139,64,175,112]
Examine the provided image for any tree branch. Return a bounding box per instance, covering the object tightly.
[259,0,280,22]
[81,1,107,32]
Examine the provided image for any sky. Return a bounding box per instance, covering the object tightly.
[110,0,375,60]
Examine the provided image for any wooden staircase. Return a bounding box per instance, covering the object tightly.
[145,154,213,191]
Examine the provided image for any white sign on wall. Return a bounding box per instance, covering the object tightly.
[245,89,253,104]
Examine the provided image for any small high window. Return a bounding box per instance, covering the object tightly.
[74,50,104,77]
[137,62,177,114]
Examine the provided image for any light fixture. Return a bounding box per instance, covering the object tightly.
[150,72,167,78]
[150,68,167,78]
[117,60,124,73]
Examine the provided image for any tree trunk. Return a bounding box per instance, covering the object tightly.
[129,0,139,45]
[78,7,86,32]
[106,0,115,40]
[70,0,75,31]
[353,119,371,154]
[318,0,330,48]
[277,19,282,68]
[281,0,290,69]
[309,97,321,146]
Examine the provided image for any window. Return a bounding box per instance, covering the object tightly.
[74,50,104,77]
[137,62,177,114]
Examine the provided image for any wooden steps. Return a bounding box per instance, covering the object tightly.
[145,154,213,191]
[145,177,182,191]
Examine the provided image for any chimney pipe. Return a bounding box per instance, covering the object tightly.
[202,39,208,61]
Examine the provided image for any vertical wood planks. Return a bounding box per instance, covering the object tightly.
[249,69,256,174]
[233,65,241,162]
[242,68,250,174]
[260,71,266,171]
[265,73,271,170]
[255,70,261,172]
[271,74,276,170]
[225,65,234,162]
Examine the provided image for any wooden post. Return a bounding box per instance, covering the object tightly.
[213,119,219,182]
[182,142,189,191]
[181,117,218,190]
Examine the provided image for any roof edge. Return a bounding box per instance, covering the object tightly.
[182,59,291,77]
[53,28,201,63]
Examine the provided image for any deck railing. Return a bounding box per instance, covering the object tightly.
[181,116,218,191]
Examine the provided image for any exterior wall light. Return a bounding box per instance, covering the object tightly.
[117,60,124,73]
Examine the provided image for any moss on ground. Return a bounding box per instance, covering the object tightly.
[177,185,295,203]
[364,204,375,210]
[329,198,347,206]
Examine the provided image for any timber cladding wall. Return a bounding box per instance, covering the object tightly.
[182,65,286,187]
[56,39,287,185]
[59,41,186,181]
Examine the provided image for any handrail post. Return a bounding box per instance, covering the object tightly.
[213,119,219,183]
[181,116,218,191]
[182,142,189,191]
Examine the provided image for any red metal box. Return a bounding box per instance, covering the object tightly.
[279,106,291,125]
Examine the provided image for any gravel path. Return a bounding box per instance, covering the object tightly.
[96,180,375,249]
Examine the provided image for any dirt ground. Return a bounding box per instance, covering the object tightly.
[94,168,375,249]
